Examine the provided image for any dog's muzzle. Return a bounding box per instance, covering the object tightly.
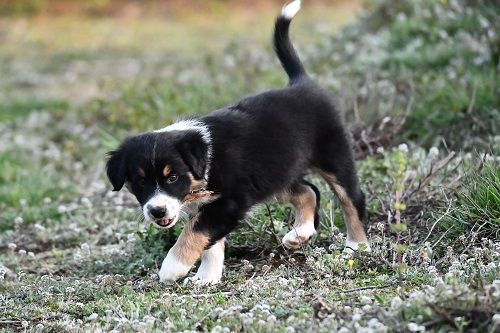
[143,192,181,228]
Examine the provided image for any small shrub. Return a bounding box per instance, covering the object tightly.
[445,158,500,241]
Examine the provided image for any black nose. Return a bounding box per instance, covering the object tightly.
[149,206,166,219]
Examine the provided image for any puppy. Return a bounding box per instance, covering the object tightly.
[106,0,369,284]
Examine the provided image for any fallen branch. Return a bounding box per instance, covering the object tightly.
[339,283,394,293]
[421,199,453,244]
[0,320,22,327]
[265,204,282,247]
[404,151,456,200]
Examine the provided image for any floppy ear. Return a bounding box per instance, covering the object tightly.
[106,149,126,191]
[177,133,209,180]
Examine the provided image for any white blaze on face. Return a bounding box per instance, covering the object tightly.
[143,191,181,228]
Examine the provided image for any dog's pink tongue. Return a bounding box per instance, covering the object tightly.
[157,218,171,226]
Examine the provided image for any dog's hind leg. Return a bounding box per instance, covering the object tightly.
[280,181,320,249]
[318,169,370,251]
[312,124,370,251]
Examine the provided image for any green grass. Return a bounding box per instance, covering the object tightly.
[442,159,500,241]
[0,99,68,122]
[306,0,499,149]
[0,152,74,231]
[459,161,500,229]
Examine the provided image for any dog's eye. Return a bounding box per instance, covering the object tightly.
[167,174,178,184]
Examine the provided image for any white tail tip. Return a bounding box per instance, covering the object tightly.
[281,0,301,20]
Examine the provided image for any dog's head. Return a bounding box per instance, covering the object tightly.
[106,125,210,228]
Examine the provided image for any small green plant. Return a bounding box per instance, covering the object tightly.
[446,158,500,241]
[388,144,408,266]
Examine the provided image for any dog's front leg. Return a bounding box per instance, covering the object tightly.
[159,197,246,284]
[158,215,209,282]
[191,238,225,284]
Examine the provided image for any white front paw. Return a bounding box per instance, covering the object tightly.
[158,251,192,283]
[192,265,223,285]
[184,241,224,285]
[184,272,221,286]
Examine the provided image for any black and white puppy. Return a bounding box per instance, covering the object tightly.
[106,0,369,284]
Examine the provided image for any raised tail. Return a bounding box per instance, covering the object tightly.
[274,0,308,84]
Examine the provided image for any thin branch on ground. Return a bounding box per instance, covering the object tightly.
[421,198,454,244]
[338,283,394,293]
[404,151,456,200]
[265,204,284,248]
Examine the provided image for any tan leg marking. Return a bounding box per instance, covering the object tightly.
[171,215,209,266]
[290,186,316,228]
[158,215,209,282]
[280,185,317,249]
[319,172,369,250]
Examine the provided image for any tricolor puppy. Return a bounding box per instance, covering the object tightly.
[106,0,369,284]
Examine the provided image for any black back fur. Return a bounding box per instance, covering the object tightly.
[106,7,366,246]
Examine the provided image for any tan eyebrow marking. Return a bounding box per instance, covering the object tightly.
[163,165,172,177]
[138,168,146,177]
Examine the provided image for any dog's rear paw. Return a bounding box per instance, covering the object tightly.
[282,225,316,249]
